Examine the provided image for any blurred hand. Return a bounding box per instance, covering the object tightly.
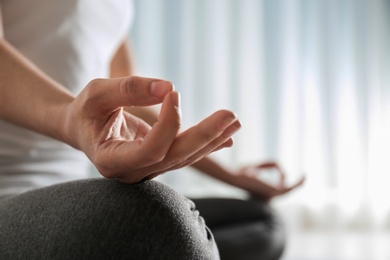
[231,161,305,201]
[64,76,241,183]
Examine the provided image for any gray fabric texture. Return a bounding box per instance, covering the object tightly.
[0,178,219,260]
[192,198,285,260]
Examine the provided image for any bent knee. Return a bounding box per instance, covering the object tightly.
[0,178,218,259]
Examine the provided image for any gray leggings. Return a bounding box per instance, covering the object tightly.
[0,179,285,260]
[193,198,285,260]
[0,179,218,260]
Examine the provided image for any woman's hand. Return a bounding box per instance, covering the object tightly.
[64,76,241,183]
[231,161,305,200]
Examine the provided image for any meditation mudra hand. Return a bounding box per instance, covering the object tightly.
[64,76,241,183]
[232,161,305,200]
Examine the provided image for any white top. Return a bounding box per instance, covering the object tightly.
[0,0,133,198]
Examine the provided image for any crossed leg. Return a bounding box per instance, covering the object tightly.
[0,178,219,260]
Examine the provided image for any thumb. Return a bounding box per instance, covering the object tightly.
[84,76,174,114]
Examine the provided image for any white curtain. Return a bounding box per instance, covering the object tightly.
[130,0,390,231]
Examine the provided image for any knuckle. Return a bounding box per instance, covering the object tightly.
[119,77,132,97]
[200,131,214,143]
[126,76,137,90]
[82,78,106,107]
[122,76,142,104]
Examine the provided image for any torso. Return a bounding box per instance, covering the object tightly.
[0,0,133,198]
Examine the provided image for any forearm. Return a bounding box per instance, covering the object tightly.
[110,39,134,78]
[0,39,74,144]
[191,156,237,185]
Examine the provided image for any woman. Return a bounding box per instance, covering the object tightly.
[0,1,302,259]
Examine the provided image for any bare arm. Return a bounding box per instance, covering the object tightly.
[0,33,74,143]
[110,39,135,78]
[0,3,72,141]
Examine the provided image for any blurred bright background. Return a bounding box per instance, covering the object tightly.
[129,0,390,259]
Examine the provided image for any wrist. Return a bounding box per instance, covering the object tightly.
[193,157,238,184]
[60,100,82,150]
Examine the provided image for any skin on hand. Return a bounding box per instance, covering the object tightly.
[232,161,305,201]
[63,76,241,183]
[108,39,303,196]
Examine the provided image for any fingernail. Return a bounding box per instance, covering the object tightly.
[171,91,181,108]
[151,81,173,98]
[220,116,237,130]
